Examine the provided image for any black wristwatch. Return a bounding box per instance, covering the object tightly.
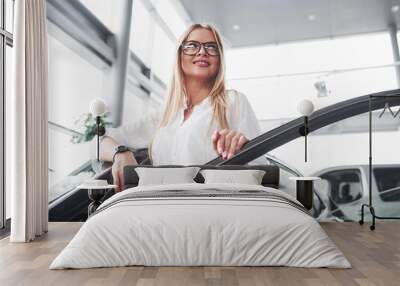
[113,145,134,162]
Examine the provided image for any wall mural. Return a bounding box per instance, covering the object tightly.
[46,0,400,224]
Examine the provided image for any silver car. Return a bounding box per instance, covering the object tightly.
[312,164,400,221]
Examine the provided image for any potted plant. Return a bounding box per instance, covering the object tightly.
[71,112,112,144]
[71,112,113,173]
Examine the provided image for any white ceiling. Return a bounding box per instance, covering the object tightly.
[179,0,400,47]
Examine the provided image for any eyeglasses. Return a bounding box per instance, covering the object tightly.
[180,41,220,56]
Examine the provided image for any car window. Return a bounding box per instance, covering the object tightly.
[278,167,297,198]
[321,169,363,205]
[374,167,400,202]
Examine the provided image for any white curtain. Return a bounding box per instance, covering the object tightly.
[10,0,48,242]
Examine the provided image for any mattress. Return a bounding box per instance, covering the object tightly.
[50,183,351,269]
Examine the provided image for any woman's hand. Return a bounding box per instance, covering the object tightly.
[212,129,248,160]
[112,152,137,192]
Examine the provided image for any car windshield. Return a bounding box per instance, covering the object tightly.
[374,167,400,202]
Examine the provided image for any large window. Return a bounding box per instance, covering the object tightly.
[48,35,105,202]
[123,0,184,123]
[1,0,14,229]
[47,1,112,202]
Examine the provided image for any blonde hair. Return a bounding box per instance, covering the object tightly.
[148,24,229,163]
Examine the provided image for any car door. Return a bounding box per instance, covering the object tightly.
[264,155,327,219]
[320,169,363,221]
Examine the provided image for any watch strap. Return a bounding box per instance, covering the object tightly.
[112,146,134,162]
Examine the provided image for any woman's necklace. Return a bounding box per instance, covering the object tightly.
[185,99,195,112]
[183,100,195,123]
[185,94,208,112]
[186,103,194,111]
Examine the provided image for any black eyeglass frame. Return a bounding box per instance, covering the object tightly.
[180,40,220,56]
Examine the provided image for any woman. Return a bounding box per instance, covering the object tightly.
[100,24,266,191]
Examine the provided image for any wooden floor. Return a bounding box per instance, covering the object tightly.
[0,222,399,286]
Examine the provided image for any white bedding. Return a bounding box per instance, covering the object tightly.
[50,183,351,269]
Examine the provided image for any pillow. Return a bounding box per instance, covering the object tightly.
[135,166,200,186]
[200,169,266,185]
[124,165,280,189]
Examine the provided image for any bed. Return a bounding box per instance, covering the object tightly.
[50,165,351,269]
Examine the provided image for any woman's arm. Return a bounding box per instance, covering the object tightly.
[98,109,160,191]
[99,136,137,192]
[99,136,121,162]
[99,108,161,161]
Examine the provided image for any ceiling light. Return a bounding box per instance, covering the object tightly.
[392,5,400,13]
[308,14,316,21]
[314,81,329,97]
[232,24,240,31]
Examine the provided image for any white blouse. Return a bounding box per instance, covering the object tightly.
[105,90,267,165]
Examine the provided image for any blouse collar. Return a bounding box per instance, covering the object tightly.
[182,95,210,110]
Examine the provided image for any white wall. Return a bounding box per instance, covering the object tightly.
[225,32,397,120]
[225,32,399,175]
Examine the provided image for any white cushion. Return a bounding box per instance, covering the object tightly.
[200,169,266,185]
[135,167,200,186]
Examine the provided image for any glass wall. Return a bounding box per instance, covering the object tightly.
[124,0,183,126]
[48,34,108,201]
[5,0,12,33]
[129,0,177,84]
[130,0,153,67]
[1,0,13,228]
[4,45,11,220]
[0,1,3,228]
[47,1,112,202]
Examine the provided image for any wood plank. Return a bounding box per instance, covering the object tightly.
[0,222,399,286]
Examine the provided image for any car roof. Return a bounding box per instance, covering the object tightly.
[313,164,400,175]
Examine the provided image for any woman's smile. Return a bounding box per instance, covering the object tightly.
[193,59,210,67]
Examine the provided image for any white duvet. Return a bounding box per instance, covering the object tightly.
[50,183,351,269]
